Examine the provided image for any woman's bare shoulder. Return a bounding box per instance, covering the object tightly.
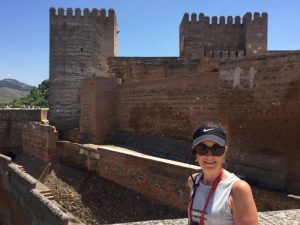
[187,172,201,189]
[231,180,252,196]
[231,180,258,225]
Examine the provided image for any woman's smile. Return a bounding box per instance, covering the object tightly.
[203,160,216,165]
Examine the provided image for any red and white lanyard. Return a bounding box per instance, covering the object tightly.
[188,169,224,225]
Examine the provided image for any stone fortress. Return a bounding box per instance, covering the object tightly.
[49,7,299,193]
[0,7,299,225]
[49,9,268,130]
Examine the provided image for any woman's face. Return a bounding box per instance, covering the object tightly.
[195,140,226,171]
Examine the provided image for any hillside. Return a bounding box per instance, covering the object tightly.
[0,79,34,91]
[0,79,34,103]
[0,87,30,103]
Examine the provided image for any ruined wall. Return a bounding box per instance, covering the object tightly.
[0,109,48,155]
[49,8,118,131]
[180,12,267,59]
[57,142,199,210]
[0,154,82,225]
[80,77,119,144]
[218,52,300,194]
[22,122,58,162]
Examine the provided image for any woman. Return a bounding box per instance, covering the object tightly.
[187,122,258,225]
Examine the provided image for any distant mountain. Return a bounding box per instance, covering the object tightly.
[0,79,34,92]
[0,79,34,103]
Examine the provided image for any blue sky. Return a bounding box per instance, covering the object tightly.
[0,0,299,86]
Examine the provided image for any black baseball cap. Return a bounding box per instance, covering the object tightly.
[192,123,226,148]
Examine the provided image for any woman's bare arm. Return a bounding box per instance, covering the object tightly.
[231,180,258,225]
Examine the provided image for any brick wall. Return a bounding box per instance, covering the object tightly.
[22,122,58,162]
[108,57,219,82]
[117,74,219,139]
[80,77,119,144]
[218,52,300,194]
[57,142,200,210]
[0,154,82,225]
[0,109,48,155]
[81,52,300,194]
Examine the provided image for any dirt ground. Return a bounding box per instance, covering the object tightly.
[15,154,300,225]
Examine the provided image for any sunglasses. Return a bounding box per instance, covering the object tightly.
[193,143,225,156]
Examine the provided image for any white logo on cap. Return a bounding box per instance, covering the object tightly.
[203,128,214,132]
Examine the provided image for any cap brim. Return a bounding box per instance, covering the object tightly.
[192,134,225,148]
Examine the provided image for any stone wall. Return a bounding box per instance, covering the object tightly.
[48,10,269,131]
[49,8,118,131]
[0,109,48,155]
[80,77,119,144]
[180,12,267,59]
[81,52,300,195]
[117,74,219,139]
[109,52,300,194]
[218,52,300,194]
[57,142,199,210]
[0,154,82,225]
[108,57,219,82]
[22,122,58,162]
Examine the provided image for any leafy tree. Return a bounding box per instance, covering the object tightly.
[9,79,49,108]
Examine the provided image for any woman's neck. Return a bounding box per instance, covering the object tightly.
[202,168,223,186]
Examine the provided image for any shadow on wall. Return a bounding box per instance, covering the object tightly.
[109,131,193,164]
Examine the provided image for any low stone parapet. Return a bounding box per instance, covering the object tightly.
[0,154,83,225]
[57,141,200,210]
[22,122,58,162]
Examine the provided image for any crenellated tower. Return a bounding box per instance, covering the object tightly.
[179,12,268,60]
[49,8,118,131]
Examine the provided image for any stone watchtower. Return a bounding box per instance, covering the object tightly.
[49,8,117,131]
[179,12,268,59]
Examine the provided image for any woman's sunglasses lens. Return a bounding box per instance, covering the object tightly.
[211,146,225,156]
[194,145,208,156]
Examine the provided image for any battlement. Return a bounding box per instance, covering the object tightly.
[181,12,267,25]
[205,50,245,60]
[49,7,116,24]
[180,12,268,59]
[242,12,268,24]
[50,7,115,18]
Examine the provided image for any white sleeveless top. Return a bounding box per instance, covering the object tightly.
[190,172,240,225]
